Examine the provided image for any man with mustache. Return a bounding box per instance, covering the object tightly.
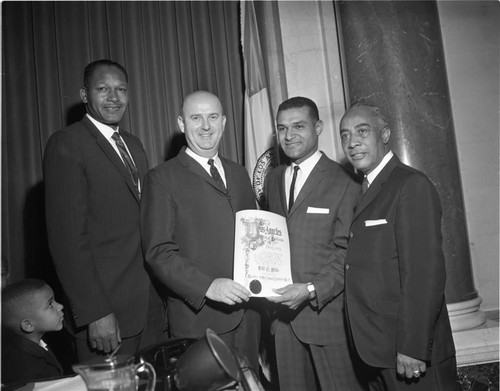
[44,59,152,361]
[340,104,457,390]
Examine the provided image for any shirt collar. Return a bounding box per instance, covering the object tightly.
[86,113,119,139]
[366,150,394,185]
[290,150,322,177]
[185,147,221,168]
[39,339,48,351]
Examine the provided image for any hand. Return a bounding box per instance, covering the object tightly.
[206,278,251,305]
[88,313,121,353]
[396,352,427,379]
[265,283,309,310]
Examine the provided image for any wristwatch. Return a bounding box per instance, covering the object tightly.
[306,282,316,300]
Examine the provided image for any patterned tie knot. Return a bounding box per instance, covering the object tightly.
[111,131,121,142]
[362,176,369,194]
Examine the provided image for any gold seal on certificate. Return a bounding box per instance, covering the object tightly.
[233,209,293,297]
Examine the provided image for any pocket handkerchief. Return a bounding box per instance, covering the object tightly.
[365,219,387,227]
[307,206,329,214]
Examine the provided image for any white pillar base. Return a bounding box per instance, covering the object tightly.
[448,297,487,332]
[452,310,499,367]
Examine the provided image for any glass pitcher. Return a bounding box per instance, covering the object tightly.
[73,354,156,391]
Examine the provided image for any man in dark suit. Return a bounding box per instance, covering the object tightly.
[263,97,363,390]
[340,104,457,390]
[140,90,260,371]
[44,59,151,361]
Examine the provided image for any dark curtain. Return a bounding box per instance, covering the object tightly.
[2,1,245,285]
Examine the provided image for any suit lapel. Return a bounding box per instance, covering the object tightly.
[178,148,227,194]
[287,154,328,216]
[274,165,288,215]
[121,132,147,178]
[353,155,400,222]
[218,158,233,194]
[14,334,63,373]
[82,117,141,203]
[43,348,63,372]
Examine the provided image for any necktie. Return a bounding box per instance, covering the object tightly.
[111,132,140,196]
[362,176,369,194]
[288,165,300,212]
[208,158,226,191]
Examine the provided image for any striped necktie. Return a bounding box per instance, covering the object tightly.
[112,132,140,197]
[208,158,226,191]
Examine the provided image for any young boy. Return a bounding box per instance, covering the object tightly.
[2,279,65,385]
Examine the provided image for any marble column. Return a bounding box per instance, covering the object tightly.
[337,0,485,331]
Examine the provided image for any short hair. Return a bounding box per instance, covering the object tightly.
[277,96,320,122]
[350,103,389,131]
[83,59,128,90]
[2,279,48,330]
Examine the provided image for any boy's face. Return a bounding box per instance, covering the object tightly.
[28,285,64,335]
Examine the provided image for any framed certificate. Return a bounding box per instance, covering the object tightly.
[233,209,293,297]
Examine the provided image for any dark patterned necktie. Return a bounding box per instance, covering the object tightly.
[362,176,369,194]
[111,132,140,196]
[208,158,226,191]
[288,165,300,212]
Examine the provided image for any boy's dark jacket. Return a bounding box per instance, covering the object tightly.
[2,328,63,385]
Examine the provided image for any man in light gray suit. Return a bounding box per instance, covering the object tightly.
[263,97,363,391]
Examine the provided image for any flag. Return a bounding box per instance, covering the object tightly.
[241,0,277,208]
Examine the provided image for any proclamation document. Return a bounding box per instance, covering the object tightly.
[233,209,293,297]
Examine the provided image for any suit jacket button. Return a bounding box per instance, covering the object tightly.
[346,264,350,270]
[349,232,354,238]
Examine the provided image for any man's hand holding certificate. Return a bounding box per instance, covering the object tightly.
[233,210,293,297]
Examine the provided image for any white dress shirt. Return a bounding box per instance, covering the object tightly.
[285,150,322,206]
[86,114,137,165]
[185,147,227,187]
[365,150,394,188]
[87,114,140,191]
